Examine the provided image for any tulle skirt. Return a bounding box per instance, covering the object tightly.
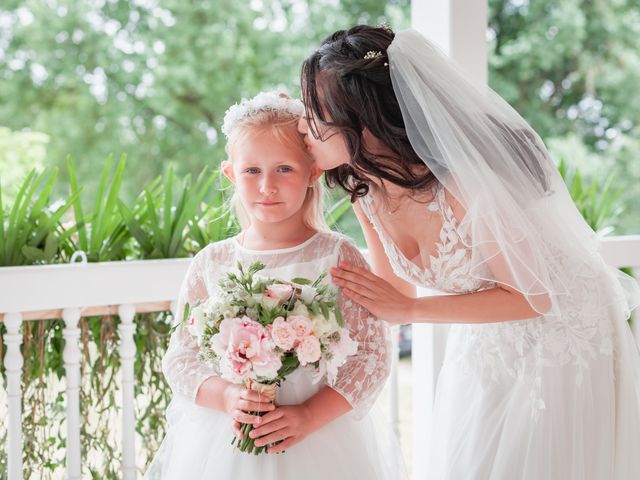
[426,306,640,480]
[144,367,406,480]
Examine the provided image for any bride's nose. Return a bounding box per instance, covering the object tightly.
[297,115,308,134]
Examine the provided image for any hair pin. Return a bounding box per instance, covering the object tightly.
[364,50,382,60]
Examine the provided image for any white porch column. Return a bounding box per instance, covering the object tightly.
[409,2,487,479]
[411,0,488,83]
[62,307,82,480]
[5,312,24,480]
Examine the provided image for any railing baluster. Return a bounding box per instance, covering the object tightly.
[62,307,82,479]
[5,312,24,480]
[119,304,137,480]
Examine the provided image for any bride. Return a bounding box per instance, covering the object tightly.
[299,24,640,479]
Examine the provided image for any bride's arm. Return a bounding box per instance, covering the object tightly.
[333,196,550,324]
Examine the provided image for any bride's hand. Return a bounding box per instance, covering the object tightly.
[224,384,275,439]
[330,261,414,324]
[248,404,314,453]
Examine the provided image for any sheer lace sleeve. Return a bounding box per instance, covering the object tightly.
[331,240,392,419]
[162,247,218,401]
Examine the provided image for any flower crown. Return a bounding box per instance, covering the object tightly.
[222,90,304,138]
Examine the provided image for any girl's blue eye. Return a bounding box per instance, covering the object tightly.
[245,167,260,174]
[278,166,293,173]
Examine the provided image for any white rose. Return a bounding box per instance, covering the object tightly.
[187,307,207,337]
[311,311,339,338]
[291,301,309,317]
[300,285,317,304]
[310,314,331,337]
[257,294,280,310]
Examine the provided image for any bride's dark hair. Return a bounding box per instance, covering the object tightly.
[301,25,437,201]
[301,25,551,200]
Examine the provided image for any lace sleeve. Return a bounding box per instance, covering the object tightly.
[330,240,392,419]
[162,247,218,401]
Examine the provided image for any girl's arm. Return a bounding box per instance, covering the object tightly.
[165,248,272,431]
[163,249,220,400]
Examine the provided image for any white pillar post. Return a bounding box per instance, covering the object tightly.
[5,312,24,480]
[409,2,488,479]
[62,307,82,480]
[118,304,137,480]
[411,0,488,83]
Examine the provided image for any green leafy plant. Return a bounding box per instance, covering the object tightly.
[118,167,217,258]
[325,195,352,229]
[0,168,77,266]
[557,158,624,235]
[62,154,132,262]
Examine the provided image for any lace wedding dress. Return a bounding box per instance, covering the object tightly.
[360,183,640,480]
[143,231,405,480]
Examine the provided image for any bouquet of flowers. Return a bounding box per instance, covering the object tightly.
[182,261,358,454]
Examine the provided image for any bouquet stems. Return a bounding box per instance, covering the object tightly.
[231,380,277,454]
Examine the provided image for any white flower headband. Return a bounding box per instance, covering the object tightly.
[221,90,304,138]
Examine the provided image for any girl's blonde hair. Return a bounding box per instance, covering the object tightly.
[224,105,328,232]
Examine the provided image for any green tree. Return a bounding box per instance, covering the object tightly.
[489,0,640,233]
[0,0,409,209]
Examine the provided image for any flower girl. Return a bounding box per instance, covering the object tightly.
[143,91,404,479]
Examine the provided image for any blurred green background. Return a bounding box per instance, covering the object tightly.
[1,0,639,240]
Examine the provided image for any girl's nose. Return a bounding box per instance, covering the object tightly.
[259,176,277,195]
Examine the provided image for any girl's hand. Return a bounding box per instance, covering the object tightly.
[331,261,414,324]
[248,404,314,454]
[224,384,275,439]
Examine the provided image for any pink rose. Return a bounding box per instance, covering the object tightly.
[264,283,294,301]
[213,316,282,382]
[288,315,313,338]
[296,335,322,366]
[271,316,296,350]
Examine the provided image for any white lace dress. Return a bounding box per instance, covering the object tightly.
[143,231,405,480]
[360,183,640,480]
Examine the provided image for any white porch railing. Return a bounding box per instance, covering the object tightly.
[0,256,190,480]
[1,235,639,479]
